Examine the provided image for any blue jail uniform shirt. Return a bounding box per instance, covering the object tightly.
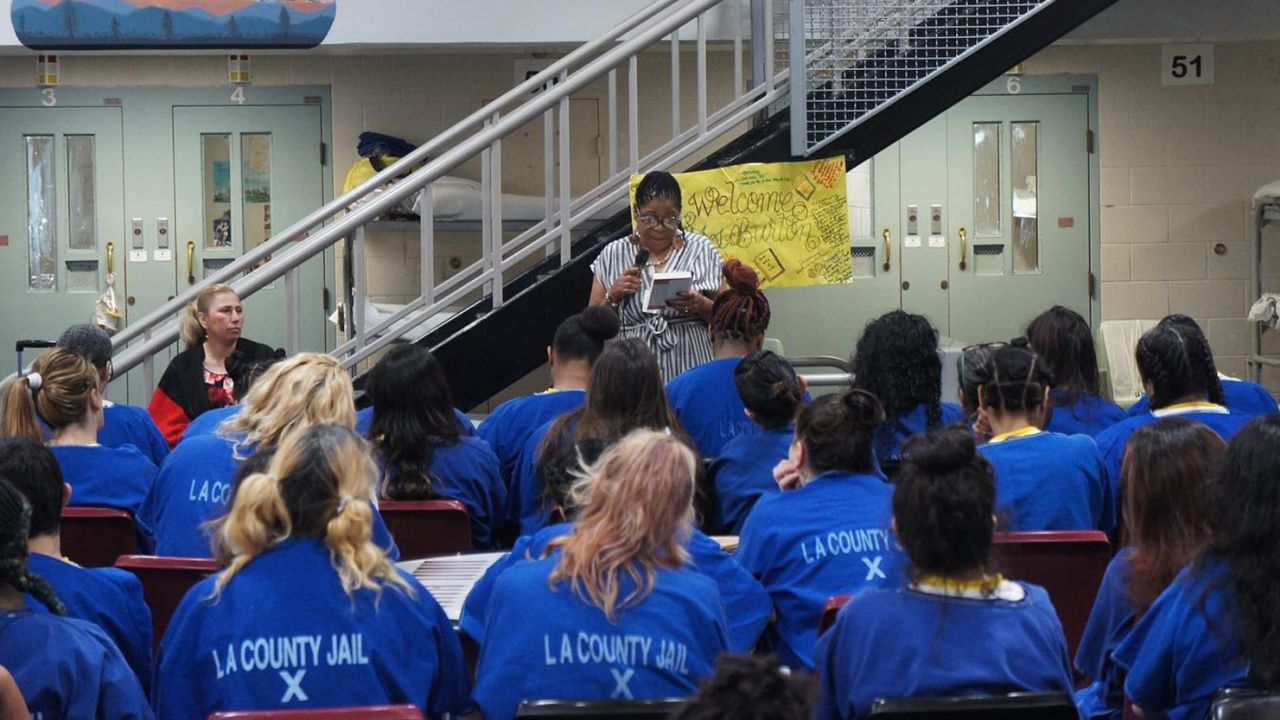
[736,470,902,671]
[813,582,1074,720]
[25,552,154,695]
[1095,405,1251,509]
[386,436,506,549]
[874,402,966,462]
[977,429,1112,534]
[1127,377,1278,419]
[459,521,769,653]
[101,401,170,467]
[471,555,729,720]
[355,406,477,438]
[1045,391,1127,439]
[0,609,152,720]
[703,424,791,535]
[666,357,756,459]
[1114,557,1251,720]
[507,419,562,537]
[477,388,586,488]
[152,537,470,720]
[50,444,157,516]
[1074,548,1136,720]
[137,434,400,559]
[178,405,242,443]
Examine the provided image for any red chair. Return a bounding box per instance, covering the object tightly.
[378,500,472,558]
[115,555,219,651]
[59,507,139,567]
[208,705,425,719]
[818,594,852,636]
[994,531,1111,664]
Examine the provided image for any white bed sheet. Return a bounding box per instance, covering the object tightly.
[415,175,627,222]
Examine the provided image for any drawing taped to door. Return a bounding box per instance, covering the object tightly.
[12,0,337,50]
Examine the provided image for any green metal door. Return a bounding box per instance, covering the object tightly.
[896,114,954,337]
[172,105,327,354]
[944,93,1091,344]
[0,107,125,371]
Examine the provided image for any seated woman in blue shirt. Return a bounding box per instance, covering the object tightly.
[736,390,902,671]
[814,428,1074,720]
[509,338,691,536]
[1095,323,1251,512]
[154,424,469,719]
[473,429,729,719]
[704,350,805,534]
[667,260,772,459]
[365,344,505,549]
[1126,315,1278,419]
[975,343,1111,533]
[1075,418,1223,720]
[479,306,619,488]
[851,311,964,477]
[0,437,153,693]
[138,353,399,559]
[956,343,998,442]
[1114,415,1280,720]
[1026,306,1126,438]
[1,348,157,516]
[0,477,152,720]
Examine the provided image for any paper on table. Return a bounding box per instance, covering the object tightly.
[642,271,693,313]
[397,552,506,621]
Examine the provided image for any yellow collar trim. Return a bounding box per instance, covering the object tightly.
[915,573,1004,591]
[1153,401,1229,417]
[989,426,1041,443]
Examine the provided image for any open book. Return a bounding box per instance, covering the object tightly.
[642,271,693,313]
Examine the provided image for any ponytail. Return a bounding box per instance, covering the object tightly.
[795,389,884,476]
[0,477,65,615]
[1,374,42,441]
[0,349,98,439]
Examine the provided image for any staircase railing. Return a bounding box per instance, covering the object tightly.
[110,0,785,386]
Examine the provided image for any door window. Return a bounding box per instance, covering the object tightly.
[240,133,272,254]
[25,135,56,291]
[972,122,1001,237]
[1011,121,1039,274]
[202,133,233,249]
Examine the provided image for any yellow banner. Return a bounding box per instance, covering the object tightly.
[630,157,852,289]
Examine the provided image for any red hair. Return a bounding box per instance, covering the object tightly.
[710,260,770,343]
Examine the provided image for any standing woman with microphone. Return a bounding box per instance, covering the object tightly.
[590,171,725,381]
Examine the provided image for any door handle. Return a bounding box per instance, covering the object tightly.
[882,228,892,272]
[957,227,968,271]
[186,241,196,285]
[106,242,114,276]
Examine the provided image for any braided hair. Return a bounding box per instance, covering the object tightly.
[0,477,65,615]
[634,171,683,211]
[710,260,771,346]
[1135,322,1225,409]
[979,344,1054,415]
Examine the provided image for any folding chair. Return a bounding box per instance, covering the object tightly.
[869,691,1079,719]
[378,499,472,558]
[208,706,425,719]
[515,699,690,718]
[818,594,852,636]
[1209,688,1280,720]
[60,506,139,567]
[114,555,219,651]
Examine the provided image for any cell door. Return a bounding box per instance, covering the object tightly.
[0,107,125,369]
[172,105,328,353]
[945,94,1091,344]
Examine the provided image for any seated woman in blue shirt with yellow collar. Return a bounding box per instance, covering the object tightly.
[1026,306,1126,438]
[1114,415,1280,720]
[154,424,469,719]
[814,428,1074,720]
[472,430,729,719]
[1075,418,1224,720]
[736,390,902,671]
[704,350,805,535]
[364,344,504,549]
[975,343,1111,534]
[851,311,964,478]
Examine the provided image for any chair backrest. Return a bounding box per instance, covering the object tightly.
[869,691,1078,719]
[59,506,139,567]
[515,699,689,718]
[993,531,1111,664]
[819,594,852,636]
[377,499,472,558]
[208,705,425,719]
[1210,689,1280,720]
[114,555,219,651]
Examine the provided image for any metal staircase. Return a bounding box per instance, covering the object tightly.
[109,0,1119,408]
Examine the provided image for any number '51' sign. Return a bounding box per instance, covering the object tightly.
[1162,44,1215,86]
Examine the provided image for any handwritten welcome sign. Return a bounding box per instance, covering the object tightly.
[631,157,852,289]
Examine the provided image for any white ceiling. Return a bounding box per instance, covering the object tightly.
[1067,0,1280,43]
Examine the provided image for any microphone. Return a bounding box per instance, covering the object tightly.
[632,248,650,269]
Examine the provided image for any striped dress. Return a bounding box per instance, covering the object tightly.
[591,232,724,381]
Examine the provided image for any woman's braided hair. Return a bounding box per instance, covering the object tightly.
[0,477,64,615]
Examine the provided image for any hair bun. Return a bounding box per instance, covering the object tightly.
[904,427,977,474]
[842,389,886,431]
[578,305,621,342]
[722,259,760,294]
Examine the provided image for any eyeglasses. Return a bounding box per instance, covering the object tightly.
[637,214,681,230]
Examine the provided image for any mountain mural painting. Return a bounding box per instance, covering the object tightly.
[12,0,337,49]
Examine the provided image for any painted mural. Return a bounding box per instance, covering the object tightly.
[11,0,337,49]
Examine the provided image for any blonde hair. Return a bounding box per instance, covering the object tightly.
[547,429,697,621]
[219,353,355,456]
[180,283,238,349]
[1,349,98,440]
[211,424,412,598]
